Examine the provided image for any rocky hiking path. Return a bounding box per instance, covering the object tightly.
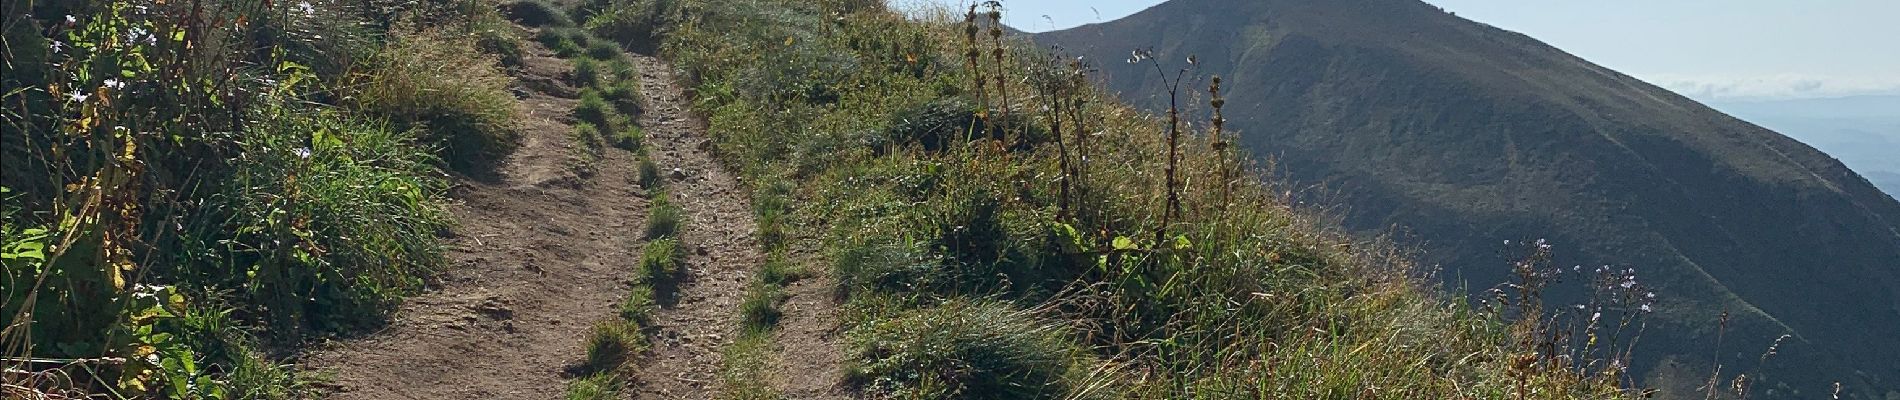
[301,31,854,399]
[299,40,654,399]
[619,54,759,399]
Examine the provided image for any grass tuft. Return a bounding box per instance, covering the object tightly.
[636,158,663,191]
[846,301,1089,399]
[645,198,684,239]
[505,0,577,28]
[355,28,518,176]
[738,283,786,334]
[582,320,645,374]
[639,237,687,283]
[565,373,620,400]
[618,285,657,324]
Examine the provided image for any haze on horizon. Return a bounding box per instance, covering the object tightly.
[908,0,1900,102]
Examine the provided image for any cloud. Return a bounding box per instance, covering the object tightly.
[1647,74,1900,101]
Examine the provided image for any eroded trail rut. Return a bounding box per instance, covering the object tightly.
[302,42,766,399]
[621,54,760,399]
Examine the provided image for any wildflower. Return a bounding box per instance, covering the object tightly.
[67,90,89,103]
[1640,304,1653,313]
[64,15,76,26]
[296,1,316,16]
[126,26,156,46]
[103,78,123,89]
[51,40,65,53]
[293,147,312,159]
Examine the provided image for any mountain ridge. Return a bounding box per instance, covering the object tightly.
[1035,0,1900,397]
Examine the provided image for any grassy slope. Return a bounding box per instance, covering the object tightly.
[656,0,1635,398]
[1033,0,1900,397]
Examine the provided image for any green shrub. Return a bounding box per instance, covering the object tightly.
[847,301,1088,399]
[356,28,519,176]
[207,109,448,333]
[639,237,687,283]
[583,320,645,374]
[504,0,576,28]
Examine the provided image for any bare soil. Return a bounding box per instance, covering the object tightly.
[299,41,652,399]
[617,54,758,399]
[303,33,854,399]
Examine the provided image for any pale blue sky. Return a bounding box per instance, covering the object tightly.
[908,0,1900,101]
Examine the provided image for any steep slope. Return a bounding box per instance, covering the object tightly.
[1035,0,1900,398]
[1710,95,1900,198]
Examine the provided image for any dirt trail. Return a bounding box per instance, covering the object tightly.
[770,262,852,399]
[300,43,650,399]
[302,34,854,399]
[616,54,763,399]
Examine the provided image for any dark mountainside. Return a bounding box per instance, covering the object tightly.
[1035,0,1900,398]
[1711,95,1900,198]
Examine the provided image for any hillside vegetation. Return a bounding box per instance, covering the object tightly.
[655,0,1644,397]
[1035,0,1900,397]
[3,0,521,397]
[6,0,1676,398]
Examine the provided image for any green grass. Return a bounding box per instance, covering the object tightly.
[653,0,1639,398]
[0,2,507,396]
[645,197,685,239]
[582,320,646,374]
[845,300,1095,399]
[505,0,577,28]
[639,237,686,283]
[618,285,657,324]
[356,28,520,176]
[738,283,786,334]
[565,373,621,400]
[613,125,644,151]
[573,58,605,88]
[637,157,664,189]
[600,78,643,115]
[574,89,614,128]
[585,40,624,61]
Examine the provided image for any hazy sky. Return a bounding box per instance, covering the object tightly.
[908,0,1900,101]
